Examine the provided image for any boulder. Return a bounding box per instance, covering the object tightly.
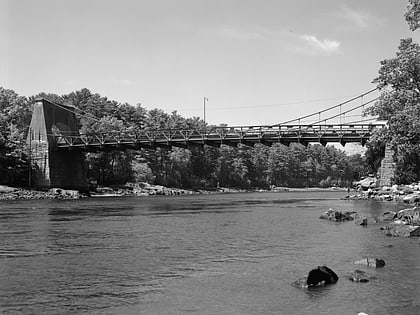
[306,266,339,286]
[356,177,376,190]
[291,266,339,288]
[354,258,385,268]
[381,211,397,221]
[354,215,368,226]
[49,188,81,198]
[395,207,420,224]
[0,185,17,193]
[381,222,420,237]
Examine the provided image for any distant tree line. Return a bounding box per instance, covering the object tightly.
[0,87,373,189]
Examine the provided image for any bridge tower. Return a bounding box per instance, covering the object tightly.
[27,98,88,191]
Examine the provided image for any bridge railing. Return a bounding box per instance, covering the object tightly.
[50,122,386,150]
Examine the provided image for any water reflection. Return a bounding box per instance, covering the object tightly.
[48,204,136,219]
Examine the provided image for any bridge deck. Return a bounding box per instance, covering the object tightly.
[52,123,385,151]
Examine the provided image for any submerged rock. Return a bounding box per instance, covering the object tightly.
[354,258,385,268]
[319,209,357,222]
[347,270,376,283]
[291,276,308,288]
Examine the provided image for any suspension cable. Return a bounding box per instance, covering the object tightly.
[310,98,378,125]
[48,100,102,123]
[273,87,379,126]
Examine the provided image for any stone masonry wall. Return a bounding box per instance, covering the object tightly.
[378,144,395,187]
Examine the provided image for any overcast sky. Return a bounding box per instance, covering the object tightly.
[1,0,419,126]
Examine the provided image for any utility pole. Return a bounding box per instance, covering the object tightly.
[204,97,208,135]
[28,128,32,187]
[203,97,209,186]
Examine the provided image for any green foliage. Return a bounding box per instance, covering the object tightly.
[405,0,420,31]
[0,88,31,186]
[365,37,420,183]
[364,129,386,174]
[132,159,155,183]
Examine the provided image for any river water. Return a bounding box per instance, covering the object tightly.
[0,191,419,315]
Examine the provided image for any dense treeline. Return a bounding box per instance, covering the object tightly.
[0,87,372,189]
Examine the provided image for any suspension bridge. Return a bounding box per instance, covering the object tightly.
[31,88,384,151]
[27,88,387,190]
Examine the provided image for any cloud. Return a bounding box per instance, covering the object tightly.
[335,5,384,31]
[199,24,342,56]
[297,34,342,55]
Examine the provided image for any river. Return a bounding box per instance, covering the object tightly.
[0,191,419,315]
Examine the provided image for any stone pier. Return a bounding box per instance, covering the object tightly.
[27,98,88,191]
[377,144,395,187]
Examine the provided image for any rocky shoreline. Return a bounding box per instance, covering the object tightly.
[2,179,420,204]
[319,206,420,238]
[0,183,349,201]
[0,183,261,201]
[349,177,420,204]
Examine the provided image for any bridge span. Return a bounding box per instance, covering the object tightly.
[54,123,383,151]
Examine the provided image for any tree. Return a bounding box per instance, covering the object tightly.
[364,1,420,183]
[248,144,270,188]
[365,39,420,182]
[0,88,31,185]
[405,0,420,31]
[117,103,147,130]
[132,158,155,183]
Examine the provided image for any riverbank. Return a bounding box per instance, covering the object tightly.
[0,183,235,200]
[4,181,417,202]
[0,186,84,200]
[0,183,349,201]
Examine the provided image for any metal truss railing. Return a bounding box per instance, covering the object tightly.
[50,123,386,151]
